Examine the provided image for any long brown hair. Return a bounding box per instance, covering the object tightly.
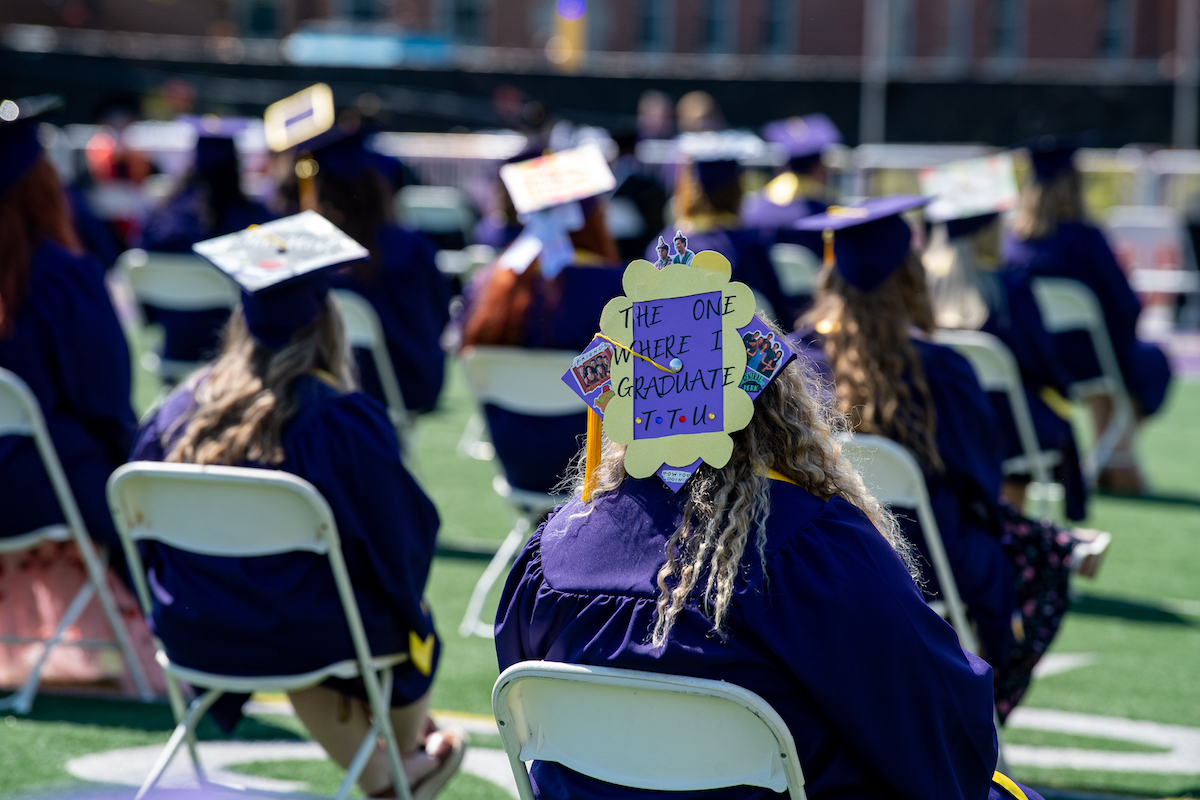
[576,316,911,645]
[1012,169,1083,241]
[803,253,943,472]
[314,167,393,281]
[674,161,742,219]
[166,299,354,466]
[0,156,82,337]
[461,201,619,347]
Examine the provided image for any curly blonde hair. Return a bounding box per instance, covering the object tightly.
[166,298,354,466]
[803,253,943,472]
[572,316,911,646]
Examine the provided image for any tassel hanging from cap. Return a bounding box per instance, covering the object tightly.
[823,229,835,267]
[581,407,602,502]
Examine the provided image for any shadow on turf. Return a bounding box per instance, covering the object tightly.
[1071,592,1198,626]
[0,693,301,741]
[1096,488,1200,508]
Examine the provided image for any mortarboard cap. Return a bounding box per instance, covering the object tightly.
[192,210,369,348]
[264,83,336,153]
[499,143,616,215]
[945,213,999,241]
[676,130,765,193]
[1015,131,1098,182]
[920,153,1019,224]
[762,114,841,161]
[795,194,928,293]
[0,95,62,196]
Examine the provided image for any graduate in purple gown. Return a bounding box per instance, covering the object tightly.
[496,257,1038,798]
[1004,133,1172,493]
[645,133,792,328]
[0,96,134,555]
[460,186,625,494]
[925,210,1088,520]
[301,130,452,415]
[138,118,275,366]
[130,215,464,798]
[795,196,1097,719]
[742,114,839,239]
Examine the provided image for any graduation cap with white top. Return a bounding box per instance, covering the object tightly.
[497,143,616,279]
[919,154,1019,232]
[192,210,368,348]
[560,250,797,496]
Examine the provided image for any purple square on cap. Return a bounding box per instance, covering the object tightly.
[794,194,928,294]
[762,114,842,160]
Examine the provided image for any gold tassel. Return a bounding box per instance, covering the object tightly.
[581,407,602,502]
[823,229,835,267]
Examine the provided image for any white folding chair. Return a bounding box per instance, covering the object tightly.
[838,433,1008,768]
[107,461,413,800]
[395,185,476,245]
[330,289,415,459]
[769,242,822,298]
[0,368,153,714]
[118,248,240,383]
[457,346,587,638]
[493,661,806,800]
[435,244,496,279]
[933,329,1062,515]
[1030,277,1136,483]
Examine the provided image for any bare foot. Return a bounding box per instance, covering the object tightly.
[403,727,463,790]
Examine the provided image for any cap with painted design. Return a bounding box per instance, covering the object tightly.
[794,194,928,293]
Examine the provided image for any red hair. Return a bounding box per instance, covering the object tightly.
[0,157,81,337]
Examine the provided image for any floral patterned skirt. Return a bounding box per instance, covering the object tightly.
[993,504,1074,722]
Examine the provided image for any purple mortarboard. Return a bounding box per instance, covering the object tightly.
[180,116,255,174]
[0,95,61,196]
[762,114,841,163]
[1016,131,1098,182]
[192,211,369,348]
[946,213,999,241]
[795,194,928,294]
[676,130,766,193]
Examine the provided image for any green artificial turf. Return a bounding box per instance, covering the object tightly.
[3,351,1200,798]
[228,760,511,800]
[1002,728,1169,753]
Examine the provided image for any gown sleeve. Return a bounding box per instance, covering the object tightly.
[1075,225,1142,347]
[494,527,545,670]
[740,499,998,800]
[289,392,441,634]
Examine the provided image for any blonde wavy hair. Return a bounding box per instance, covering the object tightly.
[922,219,1005,331]
[573,317,912,646]
[1011,169,1083,241]
[166,299,354,466]
[802,253,943,472]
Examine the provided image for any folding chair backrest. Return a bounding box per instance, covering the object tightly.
[932,329,1050,484]
[0,367,37,438]
[493,661,805,800]
[836,433,978,654]
[460,346,588,416]
[1030,278,1129,396]
[395,185,475,239]
[769,243,822,297]
[330,290,410,433]
[119,250,241,311]
[108,462,334,558]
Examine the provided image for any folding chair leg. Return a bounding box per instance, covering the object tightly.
[456,412,494,461]
[77,541,155,702]
[994,708,1010,774]
[355,667,412,800]
[0,581,95,714]
[459,514,532,638]
[135,688,223,800]
[336,669,399,800]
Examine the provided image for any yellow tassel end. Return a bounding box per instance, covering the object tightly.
[822,229,835,267]
[581,407,602,503]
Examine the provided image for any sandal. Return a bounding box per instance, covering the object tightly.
[412,727,467,800]
[1071,530,1112,579]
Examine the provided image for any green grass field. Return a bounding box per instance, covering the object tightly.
[3,349,1199,799]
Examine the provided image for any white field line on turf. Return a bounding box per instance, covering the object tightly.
[66,741,520,798]
[1005,707,1200,774]
[1030,652,1099,679]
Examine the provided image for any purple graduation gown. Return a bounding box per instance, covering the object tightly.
[495,477,999,800]
[129,374,440,713]
[0,239,135,552]
[1003,221,1172,416]
[137,187,276,363]
[460,262,626,494]
[330,224,451,415]
[794,332,1016,667]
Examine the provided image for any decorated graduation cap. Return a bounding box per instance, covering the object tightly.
[0,95,62,196]
[676,130,767,193]
[562,251,797,495]
[794,195,928,294]
[920,153,1018,228]
[762,114,841,164]
[264,84,335,153]
[497,143,617,279]
[1015,131,1098,182]
[192,210,368,348]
